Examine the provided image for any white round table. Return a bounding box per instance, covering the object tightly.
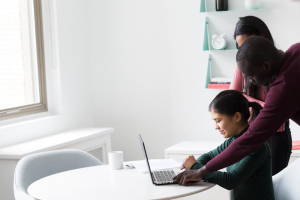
[28,165,215,200]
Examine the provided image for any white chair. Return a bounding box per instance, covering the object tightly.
[14,149,102,200]
[273,158,300,200]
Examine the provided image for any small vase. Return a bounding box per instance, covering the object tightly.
[244,0,262,10]
[215,0,228,11]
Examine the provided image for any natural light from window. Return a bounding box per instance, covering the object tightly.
[0,0,40,111]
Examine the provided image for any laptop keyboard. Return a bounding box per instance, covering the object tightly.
[152,170,176,183]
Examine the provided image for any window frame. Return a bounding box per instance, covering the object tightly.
[0,0,47,120]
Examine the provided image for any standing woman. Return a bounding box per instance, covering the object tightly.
[230,16,292,175]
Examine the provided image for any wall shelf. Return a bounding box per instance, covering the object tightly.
[203,17,238,51]
[200,0,268,13]
[203,17,210,51]
[201,1,269,89]
[205,55,230,90]
[204,56,211,88]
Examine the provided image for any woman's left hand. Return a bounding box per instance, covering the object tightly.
[181,155,196,170]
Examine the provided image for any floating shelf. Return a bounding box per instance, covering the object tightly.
[204,56,211,88]
[205,55,231,90]
[201,0,269,89]
[200,0,268,13]
[200,0,206,13]
[203,17,210,51]
[203,17,238,51]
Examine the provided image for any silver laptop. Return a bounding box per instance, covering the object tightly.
[139,134,178,185]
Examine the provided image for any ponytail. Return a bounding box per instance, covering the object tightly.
[248,102,263,124]
[209,90,264,125]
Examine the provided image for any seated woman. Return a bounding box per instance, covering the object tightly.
[181,90,274,200]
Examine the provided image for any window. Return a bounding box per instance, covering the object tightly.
[0,0,47,120]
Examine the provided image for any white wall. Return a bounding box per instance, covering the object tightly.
[0,0,299,163]
[0,0,95,148]
[0,1,298,199]
[89,0,300,161]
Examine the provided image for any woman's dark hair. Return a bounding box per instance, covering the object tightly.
[234,16,274,100]
[234,16,274,47]
[209,90,262,124]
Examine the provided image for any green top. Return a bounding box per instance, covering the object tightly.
[191,127,275,200]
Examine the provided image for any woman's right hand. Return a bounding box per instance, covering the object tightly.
[181,155,196,170]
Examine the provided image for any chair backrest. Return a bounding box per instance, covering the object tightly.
[14,149,102,199]
[273,158,300,200]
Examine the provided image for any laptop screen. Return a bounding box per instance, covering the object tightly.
[139,134,155,184]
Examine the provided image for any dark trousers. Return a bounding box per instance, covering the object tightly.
[269,121,292,176]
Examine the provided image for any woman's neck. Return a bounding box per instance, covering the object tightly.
[234,123,249,137]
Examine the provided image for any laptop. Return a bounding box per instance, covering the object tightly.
[139,134,180,185]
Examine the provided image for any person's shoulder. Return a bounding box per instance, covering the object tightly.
[218,137,234,149]
[289,43,300,49]
[251,142,271,157]
[286,43,300,54]
[226,137,235,144]
[222,137,236,148]
[236,142,271,165]
[276,43,300,85]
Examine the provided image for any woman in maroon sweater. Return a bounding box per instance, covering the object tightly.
[230,16,292,175]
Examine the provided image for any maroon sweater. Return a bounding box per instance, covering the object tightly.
[206,43,300,172]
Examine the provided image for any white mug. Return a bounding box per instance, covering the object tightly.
[108,151,123,170]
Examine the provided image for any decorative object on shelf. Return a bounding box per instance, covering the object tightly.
[215,0,228,11]
[212,32,227,50]
[244,0,262,10]
[208,84,230,89]
[210,77,231,84]
[292,141,300,150]
[209,77,231,89]
[205,56,231,90]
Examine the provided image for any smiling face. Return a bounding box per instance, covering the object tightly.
[211,109,243,138]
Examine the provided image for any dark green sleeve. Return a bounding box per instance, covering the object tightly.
[191,139,232,169]
[200,144,268,190]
